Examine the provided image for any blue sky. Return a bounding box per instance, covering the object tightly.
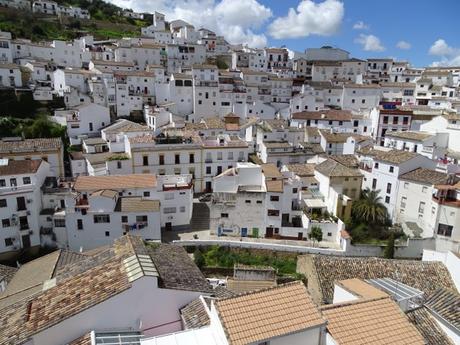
[264,0,460,67]
[109,0,460,67]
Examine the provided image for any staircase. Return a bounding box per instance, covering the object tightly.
[190,201,210,231]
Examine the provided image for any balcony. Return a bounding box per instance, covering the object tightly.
[20,222,30,231]
[432,194,460,208]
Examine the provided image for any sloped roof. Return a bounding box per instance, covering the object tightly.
[115,197,160,212]
[292,109,353,122]
[180,297,210,329]
[0,138,62,153]
[74,174,157,191]
[102,119,150,134]
[425,288,460,331]
[399,168,448,185]
[0,159,42,176]
[286,163,316,177]
[215,281,325,345]
[322,297,425,345]
[407,307,455,345]
[385,131,433,141]
[315,159,362,178]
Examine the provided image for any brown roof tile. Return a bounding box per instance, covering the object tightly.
[322,297,425,345]
[215,281,325,345]
[407,307,455,345]
[425,288,460,330]
[74,174,157,191]
[336,278,388,299]
[0,159,43,176]
[399,168,448,185]
[292,109,353,122]
[0,138,62,154]
[115,197,160,212]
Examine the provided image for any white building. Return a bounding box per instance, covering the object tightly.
[0,159,50,259]
[0,63,22,87]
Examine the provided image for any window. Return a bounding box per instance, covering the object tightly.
[17,197,26,211]
[105,231,110,237]
[10,178,17,186]
[117,161,122,169]
[0,179,4,187]
[422,186,428,193]
[400,197,407,209]
[267,209,279,216]
[386,183,392,194]
[245,200,251,204]
[221,213,229,218]
[23,177,31,185]
[94,214,110,223]
[121,216,128,223]
[418,202,425,214]
[77,219,83,230]
[0,199,6,208]
[206,166,212,175]
[159,155,164,165]
[404,182,409,189]
[374,162,379,169]
[389,166,394,173]
[180,206,186,212]
[4,238,13,247]
[270,195,279,202]
[217,152,222,161]
[175,154,180,164]
[256,200,262,204]
[2,218,10,228]
[143,156,149,166]
[437,224,453,237]
[292,188,298,193]
[163,207,176,214]
[165,193,174,200]
[143,191,150,197]
[54,219,66,227]
[385,196,390,204]
[189,153,195,163]
[372,179,377,189]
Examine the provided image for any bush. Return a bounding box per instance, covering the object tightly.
[384,233,395,259]
[194,248,205,269]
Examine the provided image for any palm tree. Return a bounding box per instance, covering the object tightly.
[352,188,388,225]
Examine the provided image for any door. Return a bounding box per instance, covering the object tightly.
[205,181,212,192]
[241,227,247,237]
[165,222,172,231]
[265,227,274,238]
[297,232,303,240]
[22,234,31,249]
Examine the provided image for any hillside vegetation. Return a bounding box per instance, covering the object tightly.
[0,0,152,41]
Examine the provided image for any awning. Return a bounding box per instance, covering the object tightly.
[303,198,327,208]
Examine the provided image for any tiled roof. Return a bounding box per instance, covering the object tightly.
[215,281,325,345]
[74,174,157,191]
[322,297,425,345]
[102,119,150,134]
[303,255,456,303]
[407,307,455,345]
[319,130,370,144]
[329,154,359,168]
[0,236,210,345]
[292,109,353,122]
[180,297,210,329]
[0,138,62,153]
[148,244,211,293]
[399,168,448,185]
[385,131,433,141]
[359,148,419,164]
[0,265,17,285]
[0,159,42,176]
[336,278,389,299]
[261,163,282,179]
[115,197,160,212]
[265,179,283,193]
[263,141,291,148]
[226,278,276,294]
[286,163,316,177]
[425,288,460,331]
[315,159,363,178]
[68,333,92,345]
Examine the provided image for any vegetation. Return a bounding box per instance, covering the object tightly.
[309,226,323,246]
[190,245,300,277]
[106,154,130,161]
[384,233,396,259]
[0,115,66,140]
[352,188,388,225]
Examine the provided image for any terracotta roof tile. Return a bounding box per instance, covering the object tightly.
[399,168,448,185]
[74,174,157,191]
[0,159,43,176]
[0,138,62,154]
[115,197,160,212]
[292,109,353,122]
[315,159,363,178]
[322,297,425,345]
[336,278,389,299]
[215,281,325,345]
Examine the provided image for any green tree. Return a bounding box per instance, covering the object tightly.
[194,248,205,269]
[309,226,323,246]
[352,188,388,225]
[384,233,395,259]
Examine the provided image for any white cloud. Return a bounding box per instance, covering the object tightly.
[354,34,385,52]
[352,21,368,30]
[107,0,272,48]
[267,0,344,39]
[396,40,411,50]
[429,39,460,66]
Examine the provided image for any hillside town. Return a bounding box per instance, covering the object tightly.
[0,2,459,345]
